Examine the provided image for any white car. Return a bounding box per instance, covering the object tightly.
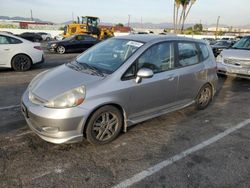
[0,32,44,71]
[37,32,52,41]
[217,36,250,79]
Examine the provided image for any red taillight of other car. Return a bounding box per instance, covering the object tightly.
[34,46,42,50]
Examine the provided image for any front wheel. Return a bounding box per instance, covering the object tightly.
[195,84,213,110]
[86,106,123,145]
[56,46,66,54]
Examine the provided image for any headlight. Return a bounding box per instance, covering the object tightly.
[216,54,224,63]
[44,86,85,108]
[51,43,57,48]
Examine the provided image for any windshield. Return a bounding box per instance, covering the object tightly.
[232,37,250,50]
[76,38,144,74]
[214,41,230,46]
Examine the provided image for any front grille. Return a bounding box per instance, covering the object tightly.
[224,58,250,69]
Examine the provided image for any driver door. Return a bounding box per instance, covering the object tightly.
[121,42,179,121]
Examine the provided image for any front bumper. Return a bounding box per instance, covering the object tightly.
[217,62,250,79]
[21,90,89,144]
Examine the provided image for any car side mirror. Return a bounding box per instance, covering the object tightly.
[135,68,154,83]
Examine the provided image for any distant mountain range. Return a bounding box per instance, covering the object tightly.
[0,16,52,23]
[1,16,250,29]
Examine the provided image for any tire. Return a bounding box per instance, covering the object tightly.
[195,84,213,110]
[46,37,50,41]
[56,46,66,54]
[11,54,32,71]
[86,106,123,145]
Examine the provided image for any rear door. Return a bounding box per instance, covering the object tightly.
[176,41,207,104]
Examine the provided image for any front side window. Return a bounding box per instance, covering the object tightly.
[123,42,175,79]
[76,35,85,41]
[137,42,175,73]
[0,35,9,44]
[178,42,199,67]
[75,38,144,74]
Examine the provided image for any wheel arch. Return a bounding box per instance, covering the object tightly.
[82,103,128,138]
[11,53,33,68]
[196,82,214,100]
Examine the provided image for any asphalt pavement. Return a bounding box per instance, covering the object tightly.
[0,51,250,188]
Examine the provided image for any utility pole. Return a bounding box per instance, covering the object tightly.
[128,14,131,27]
[30,9,33,21]
[215,16,220,39]
[141,17,143,29]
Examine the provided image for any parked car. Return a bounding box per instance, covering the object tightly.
[202,38,217,45]
[37,32,52,41]
[1,31,14,35]
[22,35,218,145]
[211,40,233,57]
[0,33,44,71]
[47,34,100,54]
[17,32,43,42]
[217,36,250,79]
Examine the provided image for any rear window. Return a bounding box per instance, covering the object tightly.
[199,43,210,60]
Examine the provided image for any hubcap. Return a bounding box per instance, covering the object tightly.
[92,112,119,141]
[57,46,65,54]
[198,87,211,106]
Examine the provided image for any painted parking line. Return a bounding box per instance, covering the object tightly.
[113,119,250,188]
[0,105,20,110]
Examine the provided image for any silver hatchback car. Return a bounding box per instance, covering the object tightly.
[21,35,218,145]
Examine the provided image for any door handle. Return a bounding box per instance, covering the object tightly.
[4,49,10,51]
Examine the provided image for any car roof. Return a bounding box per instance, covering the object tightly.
[0,32,31,43]
[115,34,204,44]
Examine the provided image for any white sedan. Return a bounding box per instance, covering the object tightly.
[0,32,44,71]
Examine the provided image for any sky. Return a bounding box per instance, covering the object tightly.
[0,0,250,26]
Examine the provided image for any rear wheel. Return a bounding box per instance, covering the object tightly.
[11,54,32,71]
[56,46,66,54]
[86,106,123,145]
[195,84,213,110]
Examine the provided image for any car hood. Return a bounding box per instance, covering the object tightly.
[221,49,250,60]
[30,64,104,100]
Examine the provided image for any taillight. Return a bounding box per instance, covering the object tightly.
[34,46,42,50]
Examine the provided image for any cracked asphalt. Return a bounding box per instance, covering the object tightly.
[0,50,250,188]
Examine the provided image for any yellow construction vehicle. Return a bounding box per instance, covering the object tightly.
[62,16,114,40]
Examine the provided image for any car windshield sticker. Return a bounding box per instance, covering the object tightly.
[126,41,143,48]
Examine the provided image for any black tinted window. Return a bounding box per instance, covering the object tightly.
[199,43,209,60]
[178,42,199,67]
[9,37,22,44]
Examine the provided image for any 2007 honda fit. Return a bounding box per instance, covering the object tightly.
[21,35,218,145]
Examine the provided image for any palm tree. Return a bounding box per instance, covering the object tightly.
[173,0,196,33]
[174,0,182,33]
[180,0,190,32]
[183,0,196,25]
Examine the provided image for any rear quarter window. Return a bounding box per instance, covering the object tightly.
[199,43,210,60]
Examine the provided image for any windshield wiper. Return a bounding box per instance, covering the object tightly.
[75,61,104,77]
